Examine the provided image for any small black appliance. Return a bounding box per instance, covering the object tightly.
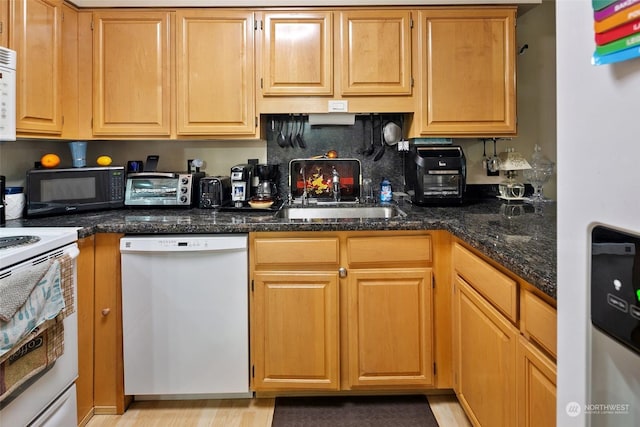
[199,176,231,208]
[230,164,252,207]
[405,145,466,206]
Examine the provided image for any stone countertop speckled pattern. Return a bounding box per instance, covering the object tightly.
[3,199,556,299]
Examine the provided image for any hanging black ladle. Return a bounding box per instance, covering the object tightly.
[363,114,376,156]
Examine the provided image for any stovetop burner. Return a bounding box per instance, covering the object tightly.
[0,235,41,250]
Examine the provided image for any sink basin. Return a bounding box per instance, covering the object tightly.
[275,205,405,220]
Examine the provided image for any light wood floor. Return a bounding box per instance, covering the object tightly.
[85,394,472,426]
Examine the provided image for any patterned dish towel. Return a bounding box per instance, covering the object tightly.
[0,260,65,358]
[0,260,53,322]
[0,318,64,404]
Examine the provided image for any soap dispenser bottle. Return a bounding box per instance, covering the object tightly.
[380,177,392,203]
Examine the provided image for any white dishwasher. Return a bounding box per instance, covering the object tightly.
[120,234,251,399]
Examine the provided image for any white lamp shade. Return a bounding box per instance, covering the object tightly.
[498,149,531,170]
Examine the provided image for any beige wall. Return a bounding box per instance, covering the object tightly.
[0,139,267,186]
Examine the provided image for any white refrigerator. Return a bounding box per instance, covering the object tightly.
[556,1,640,426]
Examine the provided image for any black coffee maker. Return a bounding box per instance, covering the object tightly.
[253,164,279,200]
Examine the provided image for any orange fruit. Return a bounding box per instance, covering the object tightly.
[97,155,112,166]
[41,153,61,168]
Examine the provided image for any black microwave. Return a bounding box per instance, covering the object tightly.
[26,166,125,217]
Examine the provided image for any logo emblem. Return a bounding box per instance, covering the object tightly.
[566,402,581,417]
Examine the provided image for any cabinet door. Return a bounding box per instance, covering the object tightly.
[93,11,171,136]
[11,0,63,135]
[93,233,130,414]
[76,235,95,425]
[339,10,412,96]
[252,271,340,391]
[517,337,556,427]
[176,10,255,136]
[260,11,333,96]
[454,276,518,427]
[418,8,516,136]
[346,268,433,388]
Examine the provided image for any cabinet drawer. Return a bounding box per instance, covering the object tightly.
[522,291,557,358]
[453,243,517,322]
[253,237,339,267]
[346,236,431,266]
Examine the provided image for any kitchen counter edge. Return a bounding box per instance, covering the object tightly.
[3,200,556,299]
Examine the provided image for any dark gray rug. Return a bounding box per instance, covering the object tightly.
[271,395,440,427]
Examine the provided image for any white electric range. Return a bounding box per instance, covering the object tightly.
[0,226,80,427]
[0,227,79,269]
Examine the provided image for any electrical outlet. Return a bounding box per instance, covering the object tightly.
[397,140,410,151]
[328,100,348,112]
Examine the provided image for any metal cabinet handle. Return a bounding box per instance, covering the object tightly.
[101,308,111,316]
[338,267,347,278]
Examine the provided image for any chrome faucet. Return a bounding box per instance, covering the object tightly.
[332,167,341,202]
[300,167,308,205]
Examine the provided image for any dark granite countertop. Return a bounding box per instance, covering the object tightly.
[3,199,556,299]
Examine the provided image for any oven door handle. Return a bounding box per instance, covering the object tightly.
[127,172,176,179]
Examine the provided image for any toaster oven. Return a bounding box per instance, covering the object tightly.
[125,172,204,207]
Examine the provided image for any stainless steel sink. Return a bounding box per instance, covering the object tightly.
[275,205,406,220]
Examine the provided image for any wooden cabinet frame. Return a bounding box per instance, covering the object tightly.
[250,230,449,394]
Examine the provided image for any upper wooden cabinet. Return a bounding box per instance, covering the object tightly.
[259,11,333,96]
[92,11,171,137]
[256,9,415,114]
[176,10,256,136]
[6,5,518,140]
[414,7,517,137]
[11,0,63,136]
[339,10,412,96]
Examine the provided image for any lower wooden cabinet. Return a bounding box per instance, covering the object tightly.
[250,231,435,392]
[452,241,557,427]
[93,233,130,415]
[76,235,95,425]
[453,276,518,427]
[346,268,433,388]
[252,271,340,391]
[517,336,556,427]
[76,233,130,424]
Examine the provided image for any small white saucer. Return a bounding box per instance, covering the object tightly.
[497,195,526,202]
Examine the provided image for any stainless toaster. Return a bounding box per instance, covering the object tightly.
[199,176,231,208]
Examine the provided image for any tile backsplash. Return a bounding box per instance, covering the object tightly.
[266,114,408,200]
